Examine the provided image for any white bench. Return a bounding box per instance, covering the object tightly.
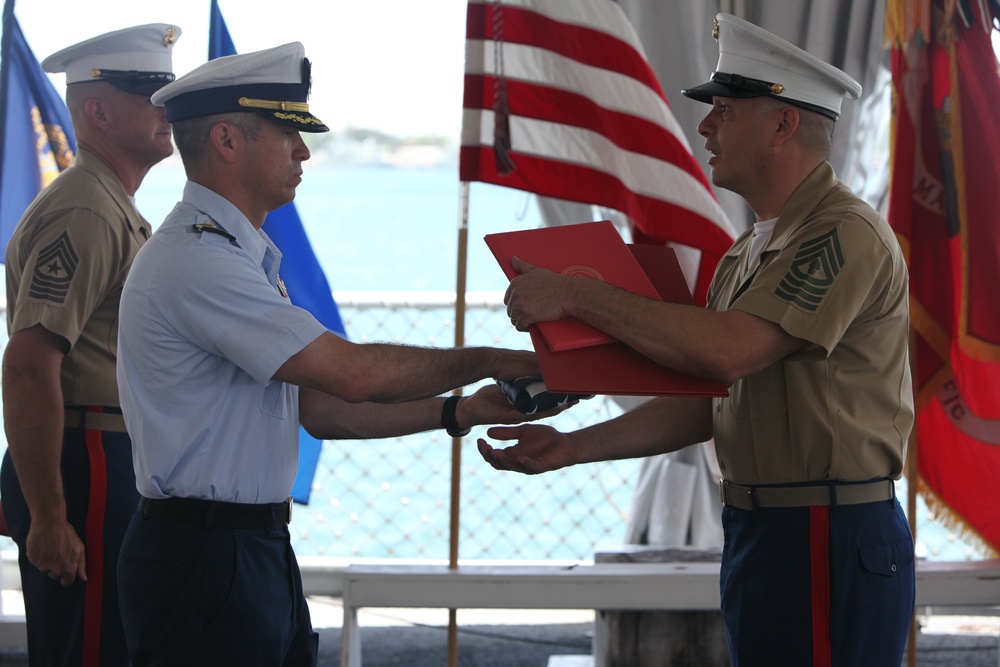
[339,559,1000,667]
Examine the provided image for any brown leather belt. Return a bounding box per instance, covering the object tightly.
[720,479,895,511]
[63,408,128,433]
[139,496,293,529]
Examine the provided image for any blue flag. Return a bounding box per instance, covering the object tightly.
[0,0,76,259]
[209,0,345,504]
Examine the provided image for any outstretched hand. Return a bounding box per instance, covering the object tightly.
[505,257,572,332]
[476,423,577,475]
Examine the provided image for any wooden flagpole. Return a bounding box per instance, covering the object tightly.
[447,181,471,667]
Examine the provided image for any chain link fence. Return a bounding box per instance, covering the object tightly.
[293,292,637,561]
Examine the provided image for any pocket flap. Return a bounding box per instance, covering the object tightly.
[859,539,914,577]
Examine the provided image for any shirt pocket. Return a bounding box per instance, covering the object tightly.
[258,380,292,420]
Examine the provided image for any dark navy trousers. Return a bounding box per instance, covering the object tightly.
[720,495,915,666]
[1,427,137,667]
[117,509,318,666]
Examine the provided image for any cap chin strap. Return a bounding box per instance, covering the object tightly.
[90,68,175,84]
[711,71,784,96]
[710,71,841,120]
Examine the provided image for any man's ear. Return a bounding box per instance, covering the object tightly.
[772,105,801,148]
[82,98,110,129]
[209,122,242,164]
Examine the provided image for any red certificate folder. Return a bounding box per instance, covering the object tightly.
[485,220,662,352]
[530,244,728,396]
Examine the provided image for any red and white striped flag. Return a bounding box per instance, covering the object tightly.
[460,0,736,303]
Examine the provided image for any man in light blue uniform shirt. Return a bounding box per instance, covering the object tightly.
[116,42,550,666]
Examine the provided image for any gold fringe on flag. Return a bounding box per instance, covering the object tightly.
[918,477,1000,558]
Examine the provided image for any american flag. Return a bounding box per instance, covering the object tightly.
[460,0,736,303]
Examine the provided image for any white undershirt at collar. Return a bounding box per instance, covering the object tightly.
[747,217,777,272]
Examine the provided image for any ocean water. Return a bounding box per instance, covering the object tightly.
[135,160,542,294]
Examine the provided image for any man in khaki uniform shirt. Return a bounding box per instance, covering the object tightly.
[477,14,915,666]
[1,24,180,667]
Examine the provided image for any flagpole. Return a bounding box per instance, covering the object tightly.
[447,180,471,667]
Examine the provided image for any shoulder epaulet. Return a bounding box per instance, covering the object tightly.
[193,222,236,242]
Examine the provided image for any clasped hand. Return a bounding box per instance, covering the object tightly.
[505,257,572,331]
[26,518,87,587]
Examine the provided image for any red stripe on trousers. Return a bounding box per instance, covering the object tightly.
[810,506,832,667]
[83,408,108,667]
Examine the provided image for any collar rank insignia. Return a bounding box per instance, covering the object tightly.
[193,222,236,241]
[277,275,289,299]
[774,228,845,312]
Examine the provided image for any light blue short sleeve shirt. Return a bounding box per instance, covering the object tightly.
[117,182,328,503]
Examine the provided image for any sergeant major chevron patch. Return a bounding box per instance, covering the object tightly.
[774,228,844,312]
[29,231,78,304]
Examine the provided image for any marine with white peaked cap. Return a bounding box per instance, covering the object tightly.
[3,21,180,667]
[116,38,560,666]
[477,12,914,667]
[42,23,180,95]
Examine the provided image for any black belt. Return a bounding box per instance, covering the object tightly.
[139,496,292,529]
[720,479,895,511]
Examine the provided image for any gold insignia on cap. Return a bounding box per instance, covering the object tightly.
[163,26,177,48]
[274,112,325,126]
[238,97,310,113]
[713,17,720,41]
[770,83,784,95]
[91,68,102,78]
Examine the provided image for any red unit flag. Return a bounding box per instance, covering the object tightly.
[887,0,1000,555]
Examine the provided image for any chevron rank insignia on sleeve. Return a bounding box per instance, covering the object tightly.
[29,231,78,304]
[774,228,845,312]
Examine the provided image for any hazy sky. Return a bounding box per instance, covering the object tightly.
[10,0,470,138]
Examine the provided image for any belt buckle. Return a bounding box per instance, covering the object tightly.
[721,482,755,510]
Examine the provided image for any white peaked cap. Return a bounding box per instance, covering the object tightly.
[682,14,861,120]
[42,23,180,95]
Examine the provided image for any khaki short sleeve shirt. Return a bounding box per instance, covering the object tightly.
[5,150,152,407]
[707,162,914,484]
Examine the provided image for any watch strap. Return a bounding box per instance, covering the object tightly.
[441,395,471,437]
